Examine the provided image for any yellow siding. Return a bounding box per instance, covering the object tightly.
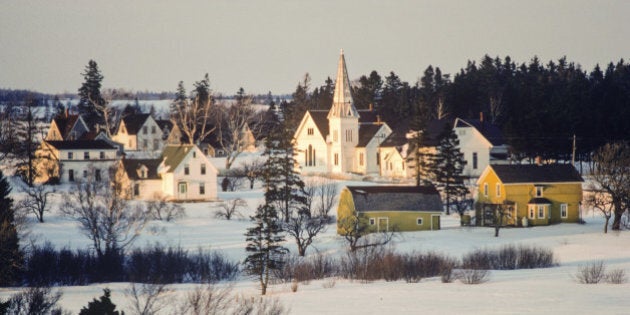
[336,188,441,234]
[477,167,583,226]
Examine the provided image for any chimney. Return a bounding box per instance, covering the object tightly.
[369,103,373,111]
[376,115,381,125]
[479,112,483,123]
[65,108,69,118]
[535,156,542,166]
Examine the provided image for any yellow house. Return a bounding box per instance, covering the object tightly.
[337,186,443,234]
[476,164,583,227]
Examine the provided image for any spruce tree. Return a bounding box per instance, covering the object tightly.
[433,127,468,215]
[243,203,287,295]
[78,59,105,126]
[0,170,22,286]
[79,288,124,315]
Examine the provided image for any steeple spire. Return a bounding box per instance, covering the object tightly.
[328,49,359,119]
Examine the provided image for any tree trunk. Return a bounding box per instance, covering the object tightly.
[604,216,610,234]
[612,211,622,230]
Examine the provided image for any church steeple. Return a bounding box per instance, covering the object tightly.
[328,49,359,119]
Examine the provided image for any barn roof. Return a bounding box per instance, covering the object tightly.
[346,185,443,212]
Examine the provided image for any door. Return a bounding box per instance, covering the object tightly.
[378,217,389,232]
[431,215,441,231]
[178,182,188,200]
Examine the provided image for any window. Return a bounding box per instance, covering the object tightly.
[561,204,568,218]
[416,218,423,225]
[143,140,148,150]
[203,148,209,156]
[496,183,501,197]
[100,151,105,159]
[306,145,316,166]
[133,183,140,196]
[376,152,380,165]
[83,170,88,178]
[201,164,206,175]
[184,165,190,175]
[538,205,545,219]
[151,126,156,134]
[95,169,101,182]
[199,183,205,195]
[369,218,375,225]
[178,182,187,194]
[307,127,314,135]
[143,126,148,134]
[535,186,543,197]
[334,153,339,166]
[483,183,488,197]
[345,129,352,142]
[333,130,338,142]
[68,170,74,182]
[153,139,159,151]
[140,170,146,178]
[67,152,73,160]
[472,152,478,170]
[359,153,364,166]
[529,205,535,219]
[193,151,196,158]
[84,151,89,160]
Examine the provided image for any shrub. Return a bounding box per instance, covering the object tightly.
[575,261,606,284]
[457,269,490,284]
[462,245,555,270]
[606,269,627,284]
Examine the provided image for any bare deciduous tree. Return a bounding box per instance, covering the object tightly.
[284,210,327,256]
[216,89,256,170]
[0,286,66,315]
[584,189,614,233]
[239,158,264,190]
[177,284,233,315]
[309,178,338,220]
[146,195,185,222]
[337,208,394,252]
[126,282,171,315]
[215,198,247,220]
[170,76,218,146]
[17,184,54,223]
[590,142,630,230]
[61,168,147,258]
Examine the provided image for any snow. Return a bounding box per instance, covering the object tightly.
[1,156,629,314]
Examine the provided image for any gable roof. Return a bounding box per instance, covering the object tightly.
[380,131,407,148]
[120,114,151,135]
[346,185,442,212]
[52,114,82,139]
[490,164,583,183]
[307,110,330,138]
[45,140,118,150]
[155,119,173,132]
[122,158,162,180]
[160,144,196,173]
[357,124,383,147]
[455,118,505,146]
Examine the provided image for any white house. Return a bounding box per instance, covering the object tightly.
[112,114,165,153]
[36,140,119,184]
[293,50,393,175]
[378,132,410,179]
[115,158,163,200]
[157,144,218,201]
[453,115,509,178]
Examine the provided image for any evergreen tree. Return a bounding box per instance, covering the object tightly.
[433,126,468,215]
[262,121,307,223]
[79,288,124,315]
[243,203,287,295]
[353,70,383,110]
[0,170,22,286]
[78,59,105,126]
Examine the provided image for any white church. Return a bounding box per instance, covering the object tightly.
[293,50,393,176]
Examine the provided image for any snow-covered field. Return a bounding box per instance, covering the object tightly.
[1,155,629,314]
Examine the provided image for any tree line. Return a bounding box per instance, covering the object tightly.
[281,55,630,161]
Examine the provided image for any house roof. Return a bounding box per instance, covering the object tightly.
[455,118,505,146]
[160,144,195,173]
[346,185,443,212]
[491,164,584,183]
[122,158,162,180]
[380,131,407,148]
[357,110,379,124]
[528,197,552,204]
[45,140,117,150]
[155,119,173,131]
[121,114,151,135]
[53,114,80,139]
[424,118,453,146]
[357,124,383,147]
[307,110,330,137]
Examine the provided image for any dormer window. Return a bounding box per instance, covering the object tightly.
[137,165,148,179]
[535,186,543,197]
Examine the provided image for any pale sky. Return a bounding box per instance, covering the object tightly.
[1,0,629,95]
